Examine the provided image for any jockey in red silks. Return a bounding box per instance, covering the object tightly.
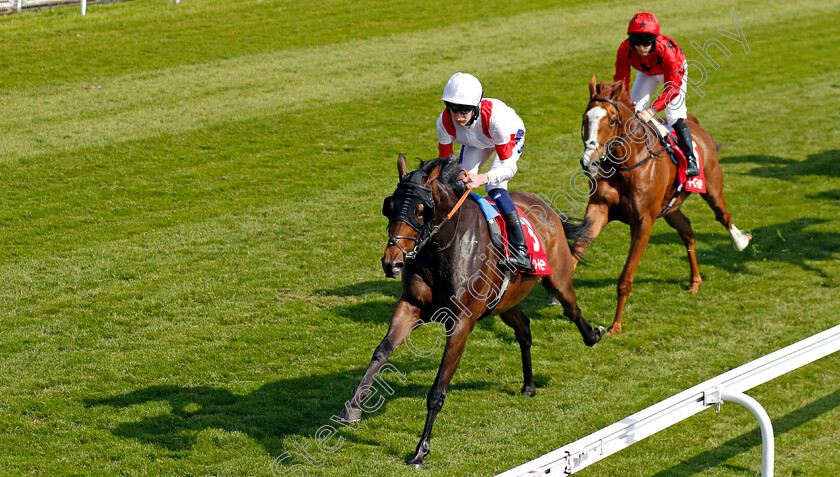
[436,72,531,272]
[615,12,700,177]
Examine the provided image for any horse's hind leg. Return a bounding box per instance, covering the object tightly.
[664,209,703,293]
[701,166,751,251]
[542,276,604,346]
[499,306,536,397]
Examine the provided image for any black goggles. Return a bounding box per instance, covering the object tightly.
[629,33,657,46]
[445,102,474,114]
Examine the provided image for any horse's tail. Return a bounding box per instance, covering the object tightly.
[562,215,591,266]
[561,216,586,241]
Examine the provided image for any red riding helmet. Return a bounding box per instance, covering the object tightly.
[627,12,660,35]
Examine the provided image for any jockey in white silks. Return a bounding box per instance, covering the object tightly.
[436,72,530,272]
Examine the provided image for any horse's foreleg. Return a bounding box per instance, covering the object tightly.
[571,204,610,267]
[664,209,703,293]
[339,300,420,422]
[611,218,653,335]
[499,306,536,396]
[407,323,474,468]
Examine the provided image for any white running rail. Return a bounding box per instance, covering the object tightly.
[496,323,840,477]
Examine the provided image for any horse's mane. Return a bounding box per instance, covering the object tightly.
[417,157,467,196]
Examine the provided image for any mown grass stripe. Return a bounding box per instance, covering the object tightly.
[2,0,837,161]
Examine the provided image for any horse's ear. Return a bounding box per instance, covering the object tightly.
[427,163,442,183]
[426,163,445,201]
[611,80,625,100]
[589,75,598,98]
[397,153,408,180]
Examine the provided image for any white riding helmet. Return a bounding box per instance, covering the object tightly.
[441,72,483,107]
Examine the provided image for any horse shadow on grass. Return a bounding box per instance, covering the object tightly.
[649,216,839,279]
[808,189,840,204]
[316,280,401,324]
[651,388,840,476]
[318,279,586,391]
[86,366,495,465]
[320,277,553,331]
[93,281,491,460]
[724,150,840,181]
[318,280,401,298]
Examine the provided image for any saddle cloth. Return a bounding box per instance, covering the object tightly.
[662,127,707,194]
[470,193,552,276]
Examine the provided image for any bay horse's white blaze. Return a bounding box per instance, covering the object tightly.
[729,224,752,251]
[582,106,607,167]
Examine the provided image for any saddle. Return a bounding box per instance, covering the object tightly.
[470,193,552,276]
[660,126,706,193]
[652,123,708,217]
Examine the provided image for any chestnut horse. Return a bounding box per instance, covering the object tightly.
[339,154,603,468]
[573,76,751,334]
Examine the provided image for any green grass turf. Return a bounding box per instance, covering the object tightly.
[0,0,838,475]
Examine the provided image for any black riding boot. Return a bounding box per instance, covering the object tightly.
[501,211,532,273]
[673,118,700,177]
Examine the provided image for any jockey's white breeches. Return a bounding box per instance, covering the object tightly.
[458,130,525,193]
[631,61,689,126]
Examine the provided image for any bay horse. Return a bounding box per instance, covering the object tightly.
[338,154,604,468]
[573,76,751,335]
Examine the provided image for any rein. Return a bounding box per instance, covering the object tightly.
[447,186,472,220]
[401,170,472,261]
[406,188,470,260]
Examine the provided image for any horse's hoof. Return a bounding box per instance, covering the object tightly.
[547,296,561,306]
[585,326,606,346]
[607,325,621,335]
[407,442,430,468]
[689,283,702,294]
[338,402,362,423]
[732,231,752,251]
[521,385,536,397]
